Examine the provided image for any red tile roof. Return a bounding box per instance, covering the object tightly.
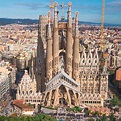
[104,53,109,58]
[116,68,121,81]
[13,100,24,104]
[13,100,34,110]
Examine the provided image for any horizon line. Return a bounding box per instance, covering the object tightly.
[0,17,121,26]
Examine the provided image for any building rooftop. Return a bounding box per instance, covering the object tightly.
[13,100,34,110]
[88,106,110,116]
[116,68,121,81]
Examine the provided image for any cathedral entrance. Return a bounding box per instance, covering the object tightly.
[59,98,67,105]
[58,85,68,106]
[69,90,75,105]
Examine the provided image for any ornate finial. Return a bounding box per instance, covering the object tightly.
[54,2,58,7]
[68,2,72,7]
[25,70,28,74]
[75,11,78,28]
[33,74,36,81]
[48,11,51,27]
[48,11,51,17]
[75,11,78,16]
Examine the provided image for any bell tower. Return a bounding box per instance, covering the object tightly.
[66,2,73,77]
[72,12,80,84]
[52,2,59,76]
[46,12,53,81]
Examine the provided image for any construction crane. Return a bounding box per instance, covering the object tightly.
[100,0,105,52]
[60,3,66,21]
[49,0,54,21]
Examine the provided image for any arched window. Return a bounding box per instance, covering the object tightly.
[30,90,32,94]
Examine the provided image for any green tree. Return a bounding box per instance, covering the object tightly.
[119,117,121,121]
[12,117,20,121]
[73,106,82,112]
[94,111,100,116]
[110,96,120,107]
[0,116,9,121]
[96,119,101,121]
[34,114,57,121]
[86,110,91,116]
[109,113,116,121]
[66,107,74,112]
[100,114,108,121]
[26,116,33,121]
[88,118,94,121]
[0,113,57,121]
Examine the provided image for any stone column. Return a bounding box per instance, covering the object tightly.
[73,92,78,106]
[43,92,47,105]
[47,90,52,106]
[53,88,59,107]
[66,2,73,77]
[53,2,59,76]
[66,87,72,107]
[72,12,80,84]
[30,50,35,80]
[46,12,53,81]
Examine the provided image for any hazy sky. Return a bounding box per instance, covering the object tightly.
[0,0,121,24]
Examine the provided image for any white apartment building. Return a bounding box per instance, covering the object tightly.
[0,73,10,99]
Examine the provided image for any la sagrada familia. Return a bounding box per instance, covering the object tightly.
[17,2,108,108]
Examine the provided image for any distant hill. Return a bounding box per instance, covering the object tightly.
[78,21,121,27]
[0,18,121,27]
[0,18,38,25]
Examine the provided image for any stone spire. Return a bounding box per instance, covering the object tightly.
[66,2,73,77]
[53,2,59,76]
[72,12,80,83]
[29,51,34,79]
[102,59,107,74]
[46,12,53,81]
[36,15,46,92]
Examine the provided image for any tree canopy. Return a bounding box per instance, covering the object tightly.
[0,114,57,121]
[110,96,121,107]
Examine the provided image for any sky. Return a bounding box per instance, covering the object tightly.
[0,0,121,24]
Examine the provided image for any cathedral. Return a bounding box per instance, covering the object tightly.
[36,2,108,108]
[16,2,108,108]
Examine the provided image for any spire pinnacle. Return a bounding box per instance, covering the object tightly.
[48,11,51,27]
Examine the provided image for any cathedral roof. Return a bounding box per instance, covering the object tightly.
[46,69,80,86]
[45,70,80,93]
[80,93,102,100]
[20,70,32,83]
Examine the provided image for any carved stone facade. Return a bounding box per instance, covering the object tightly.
[36,2,108,107]
[16,70,42,107]
[80,48,108,106]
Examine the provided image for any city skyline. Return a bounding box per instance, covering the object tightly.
[0,0,121,119]
[0,0,121,24]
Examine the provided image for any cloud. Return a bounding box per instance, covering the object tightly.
[108,0,121,6]
[72,1,121,15]
[70,4,101,14]
[16,3,49,10]
[106,0,121,14]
